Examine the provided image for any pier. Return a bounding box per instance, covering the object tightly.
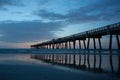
[31,22,120,74]
[31,22,120,50]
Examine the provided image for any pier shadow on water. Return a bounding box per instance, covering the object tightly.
[31,50,120,77]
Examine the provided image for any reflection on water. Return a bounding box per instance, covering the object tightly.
[31,50,120,75]
[0,53,120,80]
[0,54,44,65]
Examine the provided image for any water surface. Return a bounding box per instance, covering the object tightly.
[0,54,119,80]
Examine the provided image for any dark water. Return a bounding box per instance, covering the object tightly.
[0,49,119,80]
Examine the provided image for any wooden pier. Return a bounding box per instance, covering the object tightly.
[31,22,120,50]
[30,22,120,75]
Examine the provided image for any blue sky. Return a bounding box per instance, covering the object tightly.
[0,0,120,48]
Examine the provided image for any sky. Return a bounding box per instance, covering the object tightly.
[0,0,120,48]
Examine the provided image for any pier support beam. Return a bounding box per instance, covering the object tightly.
[87,38,90,69]
[69,41,71,49]
[109,34,112,50]
[87,38,90,49]
[116,34,120,50]
[98,38,102,70]
[79,40,81,49]
[93,38,96,49]
[62,43,64,49]
[93,38,96,70]
[65,42,68,49]
[73,40,76,49]
[98,38,102,49]
[83,40,86,49]
[52,44,55,49]
[60,43,62,49]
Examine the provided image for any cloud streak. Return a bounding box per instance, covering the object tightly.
[0,0,23,7]
[34,0,120,24]
[0,0,50,10]
[34,10,66,20]
[0,21,65,43]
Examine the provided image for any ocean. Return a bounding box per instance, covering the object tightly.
[0,48,119,80]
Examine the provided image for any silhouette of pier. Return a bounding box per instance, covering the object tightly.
[31,22,120,50]
[31,22,120,75]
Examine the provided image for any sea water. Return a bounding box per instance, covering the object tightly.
[0,49,119,80]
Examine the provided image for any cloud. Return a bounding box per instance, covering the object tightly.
[36,0,49,5]
[67,0,120,23]
[34,10,66,20]
[0,0,24,10]
[34,0,120,24]
[0,0,14,6]
[0,20,65,43]
[0,0,49,9]
[1,0,23,6]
